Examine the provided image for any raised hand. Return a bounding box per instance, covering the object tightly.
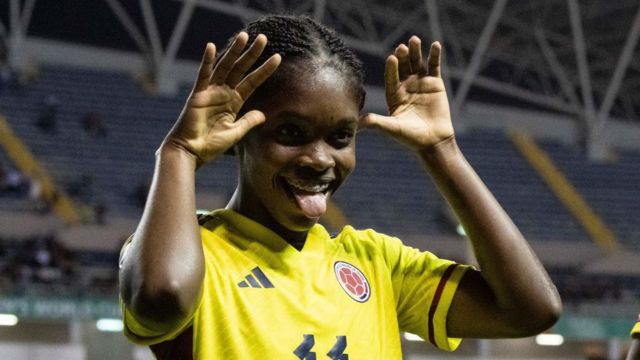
[361,36,453,151]
[163,32,281,165]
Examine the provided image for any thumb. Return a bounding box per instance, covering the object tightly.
[359,113,394,131]
[234,110,266,135]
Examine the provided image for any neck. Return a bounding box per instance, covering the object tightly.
[226,186,308,250]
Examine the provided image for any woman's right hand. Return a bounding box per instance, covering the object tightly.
[162,32,281,165]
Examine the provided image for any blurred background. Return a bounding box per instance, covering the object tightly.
[0,0,639,359]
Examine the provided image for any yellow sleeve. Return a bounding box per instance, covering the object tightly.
[632,315,640,336]
[118,236,196,346]
[369,230,471,352]
[121,300,194,346]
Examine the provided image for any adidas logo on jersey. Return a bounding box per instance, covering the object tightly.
[237,267,274,288]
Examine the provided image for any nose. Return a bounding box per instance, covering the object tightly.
[296,140,336,173]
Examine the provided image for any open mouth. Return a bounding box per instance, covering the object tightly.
[284,177,332,193]
[280,177,335,219]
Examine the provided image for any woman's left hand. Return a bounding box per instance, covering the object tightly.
[361,36,454,151]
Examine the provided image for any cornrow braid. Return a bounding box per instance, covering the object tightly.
[306,18,364,86]
[221,14,366,109]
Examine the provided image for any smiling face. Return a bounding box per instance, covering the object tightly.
[234,66,360,236]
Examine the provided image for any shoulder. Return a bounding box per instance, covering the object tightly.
[119,209,227,262]
[332,226,406,262]
[334,225,395,245]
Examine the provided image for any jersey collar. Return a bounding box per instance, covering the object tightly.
[212,208,330,257]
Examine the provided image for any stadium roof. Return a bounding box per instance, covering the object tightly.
[3,0,640,126]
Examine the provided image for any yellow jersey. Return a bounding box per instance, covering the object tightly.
[122,209,469,359]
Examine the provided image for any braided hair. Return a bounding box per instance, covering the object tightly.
[224,14,366,109]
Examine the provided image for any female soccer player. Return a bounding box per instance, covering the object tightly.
[119,15,561,359]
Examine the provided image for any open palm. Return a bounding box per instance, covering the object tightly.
[164,32,281,165]
[362,36,454,150]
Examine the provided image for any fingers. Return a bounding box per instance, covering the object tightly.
[358,113,395,132]
[210,32,249,85]
[208,32,279,95]
[193,43,216,92]
[234,110,267,135]
[395,44,411,80]
[409,36,427,76]
[236,54,282,99]
[384,55,400,98]
[427,41,442,78]
[225,34,268,88]
[393,36,438,79]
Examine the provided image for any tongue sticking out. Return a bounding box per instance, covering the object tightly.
[293,190,328,219]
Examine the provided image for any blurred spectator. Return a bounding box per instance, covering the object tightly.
[94,201,107,225]
[551,269,625,305]
[28,177,56,213]
[35,95,59,133]
[0,165,30,195]
[0,235,118,296]
[14,263,34,292]
[80,111,107,137]
[34,239,52,267]
[33,236,65,284]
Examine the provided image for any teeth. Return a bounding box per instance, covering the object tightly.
[284,178,331,193]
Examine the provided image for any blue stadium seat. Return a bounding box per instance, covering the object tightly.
[0,66,637,251]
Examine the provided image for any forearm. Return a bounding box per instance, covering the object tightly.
[420,137,561,329]
[120,144,204,330]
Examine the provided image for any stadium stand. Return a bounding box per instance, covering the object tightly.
[335,128,589,243]
[0,235,117,297]
[0,65,638,305]
[0,65,239,217]
[540,141,640,250]
[461,130,589,242]
[547,266,640,306]
[1,65,636,246]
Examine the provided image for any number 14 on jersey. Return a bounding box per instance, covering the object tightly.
[294,334,348,359]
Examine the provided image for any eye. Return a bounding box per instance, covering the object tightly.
[334,129,353,141]
[274,123,305,145]
[331,128,355,146]
[277,124,302,138]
